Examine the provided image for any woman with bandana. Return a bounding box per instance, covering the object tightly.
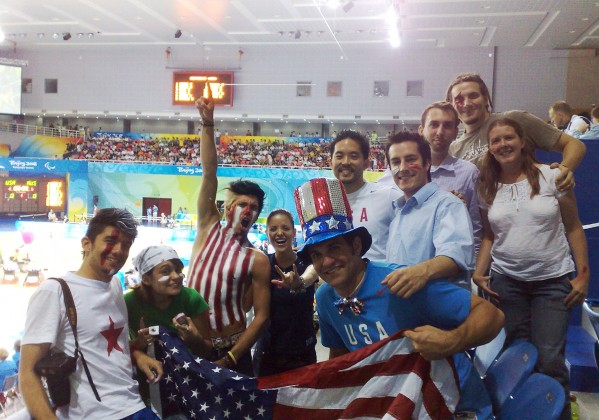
[125,245,211,357]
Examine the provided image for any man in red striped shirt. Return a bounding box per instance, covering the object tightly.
[187,87,270,376]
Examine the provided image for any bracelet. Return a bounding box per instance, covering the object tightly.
[289,277,307,294]
[226,351,237,366]
[201,121,215,127]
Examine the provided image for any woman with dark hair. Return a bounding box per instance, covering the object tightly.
[126,245,211,356]
[254,209,319,376]
[473,117,589,419]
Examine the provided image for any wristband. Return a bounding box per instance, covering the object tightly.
[226,351,237,366]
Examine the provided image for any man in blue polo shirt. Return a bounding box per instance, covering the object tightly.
[294,178,503,419]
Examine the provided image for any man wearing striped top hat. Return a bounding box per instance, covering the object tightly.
[294,177,504,419]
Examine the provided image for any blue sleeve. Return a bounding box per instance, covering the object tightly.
[414,282,471,329]
[433,196,475,271]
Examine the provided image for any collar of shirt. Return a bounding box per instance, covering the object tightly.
[393,181,438,212]
[431,155,458,175]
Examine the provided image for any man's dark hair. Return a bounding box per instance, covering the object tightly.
[445,72,493,111]
[329,130,370,159]
[385,132,432,182]
[226,180,266,214]
[85,208,138,242]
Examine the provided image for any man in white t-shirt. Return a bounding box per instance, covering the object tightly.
[329,130,401,261]
[549,100,590,138]
[20,208,163,419]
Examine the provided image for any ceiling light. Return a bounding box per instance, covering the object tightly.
[88,33,94,38]
[63,32,71,41]
[53,33,59,39]
[37,33,45,38]
[77,33,84,38]
[175,29,182,38]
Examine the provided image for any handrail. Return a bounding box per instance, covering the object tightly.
[0,122,84,138]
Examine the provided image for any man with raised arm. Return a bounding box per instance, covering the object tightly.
[187,86,270,376]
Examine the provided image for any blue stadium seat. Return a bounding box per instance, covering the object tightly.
[483,338,538,414]
[473,328,506,377]
[499,373,565,420]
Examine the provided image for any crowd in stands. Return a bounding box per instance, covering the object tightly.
[64,132,390,170]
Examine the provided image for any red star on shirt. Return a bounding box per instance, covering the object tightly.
[100,316,124,356]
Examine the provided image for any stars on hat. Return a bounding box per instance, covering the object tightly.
[343,220,353,231]
[308,220,320,234]
[327,216,339,230]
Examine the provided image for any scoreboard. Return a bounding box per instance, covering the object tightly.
[0,177,66,214]
[172,71,233,106]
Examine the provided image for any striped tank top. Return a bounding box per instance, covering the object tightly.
[187,222,255,332]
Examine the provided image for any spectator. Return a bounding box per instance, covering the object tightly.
[329,130,401,261]
[294,177,502,419]
[580,105,599,140]
[20,208,163,419]
[446,72,585,190]
[0,348,17,389]
[253,209,319,376]
[473,118,589,420]
[549,100,590,138]
[186,89,270,376]
[12,340,20,371]
[125,245,211,405]
[384,132,474,291]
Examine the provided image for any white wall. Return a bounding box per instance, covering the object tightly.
[18,45,494,122]
[493,47,568,120]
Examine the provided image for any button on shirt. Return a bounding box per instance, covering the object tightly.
[387,182,475,290]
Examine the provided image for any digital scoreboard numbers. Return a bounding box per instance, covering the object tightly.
[0,177,65,214]
[173,71,233,106]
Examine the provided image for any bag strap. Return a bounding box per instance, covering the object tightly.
[49,277,101,402]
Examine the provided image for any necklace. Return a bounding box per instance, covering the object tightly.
[334,261,367,316]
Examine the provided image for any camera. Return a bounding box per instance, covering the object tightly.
[35,351,77,407]
[174,312,189,326]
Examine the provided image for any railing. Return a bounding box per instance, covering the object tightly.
[0,122,84,138]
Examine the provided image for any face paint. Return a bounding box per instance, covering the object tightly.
[157,275,170,282]
[227,204,256,231]
[391,167,401,176]
[99,228,120,266]
[407,163,422,171]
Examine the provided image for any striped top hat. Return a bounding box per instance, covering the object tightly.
[294,178,372,262]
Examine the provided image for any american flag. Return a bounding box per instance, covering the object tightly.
[154,328,460,419]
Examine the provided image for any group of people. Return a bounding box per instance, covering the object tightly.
[18,72,590,419]
[549,101,598,140]
[64,131,391,170]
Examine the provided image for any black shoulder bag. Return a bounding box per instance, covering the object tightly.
[34,277,102,406]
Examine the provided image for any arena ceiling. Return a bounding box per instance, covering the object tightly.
[0,0,598,56]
